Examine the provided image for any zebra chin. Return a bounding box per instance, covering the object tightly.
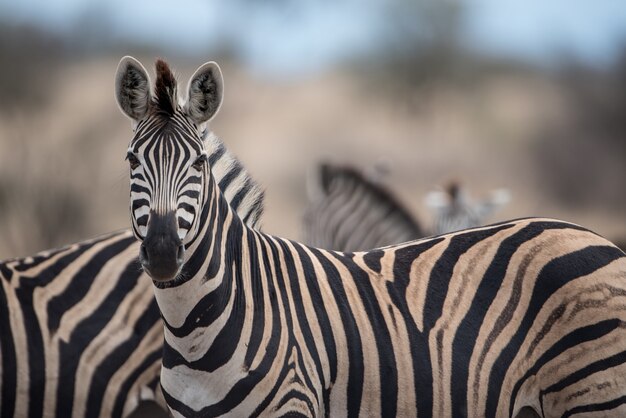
[139,210,186,282]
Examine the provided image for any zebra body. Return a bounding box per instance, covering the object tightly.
[117,57,626,417]
[303,163,423,251]
[0,231,161,418]
[0,83,265,417]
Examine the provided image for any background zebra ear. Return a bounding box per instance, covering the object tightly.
[185,62,224,125]
[306,162,332,202]
[115,56,152,121]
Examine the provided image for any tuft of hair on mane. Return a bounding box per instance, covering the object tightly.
[154,59,177,115]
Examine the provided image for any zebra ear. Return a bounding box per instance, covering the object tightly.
[185,61,224,125]
[306,162,332,202]
[115,56,152,121]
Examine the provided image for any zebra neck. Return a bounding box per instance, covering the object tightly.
[153,168,256,358]
[204,132,264,230]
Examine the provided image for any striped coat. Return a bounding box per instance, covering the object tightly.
[116,57,626,417]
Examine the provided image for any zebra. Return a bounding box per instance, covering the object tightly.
[0,58,265,417]
[302,162,423,251]
[302,163,509,251]
[425,180,511,235]
[116,57,626,418]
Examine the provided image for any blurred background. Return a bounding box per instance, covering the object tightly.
[1,0,625,257]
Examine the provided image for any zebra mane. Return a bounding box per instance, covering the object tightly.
[319,163,420,232]
[153,59,177,115]
[204,131,265,229]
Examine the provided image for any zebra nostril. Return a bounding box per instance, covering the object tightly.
[140,243,149,263]
[177,244,185,264]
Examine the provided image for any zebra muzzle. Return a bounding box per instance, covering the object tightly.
[140,211,185,281]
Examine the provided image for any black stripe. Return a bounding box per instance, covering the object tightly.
[136,214,149,226]
[207,142,226,167]
[11,245,68,272]
[0,280,17,417]
[507,318,623,416]
[277,240,324,408]
[14,236,112,418]
[132,198,150,212]
[542,348,626,402]
[274,388,316,417]
[243,231,267,369]
[388,238,445,417]
[561,394,626,418]
[311,248,364,418]
[331,251,399,417]
[449,222,542,417]
[423,224,514,334]
[181,220,247,372]
[485,244,625,417]
[180,190,200,200]
[242,196,265,227]
[294,245,338,392]
[47,237,136,332]
[230,180,252,212]
[53,247,142,418]
[178,217,192,231]
[83,270,158,417]
[112,351,163,417]
[165,235,285,417]
[218,163,243,192]
[363,250,384,273]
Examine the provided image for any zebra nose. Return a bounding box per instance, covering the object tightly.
[140,243,148,262]
[177,244,185,264]
[140,211,185,281]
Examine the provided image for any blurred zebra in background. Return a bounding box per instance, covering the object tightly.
[425,180,511,235]
[303,162,510,251]
[0,118,265,416]
[302,162,423,251]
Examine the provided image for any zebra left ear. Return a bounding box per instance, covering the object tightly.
[185,62,224,125]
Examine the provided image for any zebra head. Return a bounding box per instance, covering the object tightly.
[115,56,223,281]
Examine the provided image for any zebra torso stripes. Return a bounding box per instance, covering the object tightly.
[162,218,626,418]
[302,163,423,251]
[116,57,626,417]
[0,121,265,416]
[0,230,160,418]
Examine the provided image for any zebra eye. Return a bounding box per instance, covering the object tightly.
[192,154,207,170]
[126,152,140,170]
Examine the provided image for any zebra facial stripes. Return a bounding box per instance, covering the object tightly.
[116,57,224,282]
[118,58,626,418]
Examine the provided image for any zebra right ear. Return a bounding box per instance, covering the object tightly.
[115,56,152,121]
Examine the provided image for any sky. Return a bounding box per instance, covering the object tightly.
[1,0,626,75]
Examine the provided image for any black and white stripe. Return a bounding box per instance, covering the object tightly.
[0,124,264,416]
[121,58,626,418]
[302,163,423,251]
